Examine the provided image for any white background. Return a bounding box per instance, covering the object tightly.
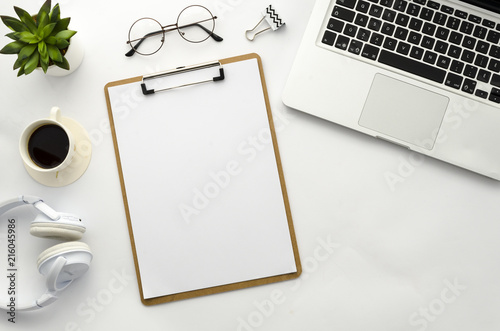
[0,0,499,330]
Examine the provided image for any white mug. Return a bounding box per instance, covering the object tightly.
[20,107,75,175]
[19,107,91,187]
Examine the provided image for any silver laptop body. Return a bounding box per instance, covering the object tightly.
[283,0,500,180]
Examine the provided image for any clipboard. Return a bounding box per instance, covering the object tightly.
[104,53,301,305]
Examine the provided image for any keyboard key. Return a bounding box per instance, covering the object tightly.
[475,40,489,54]
[427,0,440,9]
[475,54,489,68]
[473,26,487,39]
[383,37,397,50]
[483,19,496,28]
[461,49,474,63]
[357,28,371,41]
[410,46,425,59]
[322,31,337,46]
[450,59,464,73]
[437,55,451,68]
[488,88,500,103]
[461,78,476,94]
[344,24,358,37]
[455,10,468,19]
[421,36,435,49]
[337,0,357,9]
[356,0,370,13]
[332,6,356,22]
[395,13,410,26]
[348,39,364,54]
[414,0,426,4]
[383,9,397,22]
[408,31,422,44]
[489,45,500,59]
[394,0,408,12]
[441,5,454,14]
[460,21,474,34]
[368,18,383,31]
[435,40,448,54]
[468,14,481,24]
[378,49,446,82]
[449,31,463,45]
[335,35,350,50]
[464,64,478,78]
[380,0,394,6]
[436,27,450,40]
[327,18,345,32]
[475,89,488,98]
[409,17,423,30]
[355,13,370,27]
[369,5,384,17]
[447,45,461,58]
[381,22,396,35]
[433,12,448,25]
[419,8,434,21]
[446,17,461,30]
[423,50,438,64]
[487,30,500,43]
[422,22,437,35]
[462,36,475,49]
[477,69,491,82]
[488,58,500,72]
[361,44,380,59]
[491,73,500,87]
[445,72,463,89]
[407,3,421,16]
[394,26,409,39]
[396,41,411,55]
[491,95,500,104]
[370,32,385,45]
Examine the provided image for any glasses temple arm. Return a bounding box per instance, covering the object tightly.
[125,29,165,57]
[177,16,223,41]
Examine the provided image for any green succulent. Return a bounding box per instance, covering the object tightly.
[0,0,77,76]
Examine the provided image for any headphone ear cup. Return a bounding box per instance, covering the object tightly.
[30,213,86,241]
[38,242,92,292]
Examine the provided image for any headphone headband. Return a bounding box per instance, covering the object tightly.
[1,292,58,312]
[0,195,61,221]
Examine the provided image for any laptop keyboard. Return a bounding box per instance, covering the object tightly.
[321,0,500,104]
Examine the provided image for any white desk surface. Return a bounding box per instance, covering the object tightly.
[1,1,499,330]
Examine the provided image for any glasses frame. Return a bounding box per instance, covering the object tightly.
[126,5,222,57]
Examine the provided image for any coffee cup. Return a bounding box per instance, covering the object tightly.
[19,107,92,187]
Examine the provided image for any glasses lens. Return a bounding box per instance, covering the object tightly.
[177,5,215,43]
[128,18,165,56]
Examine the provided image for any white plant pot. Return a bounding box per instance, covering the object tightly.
[42,34,84,77]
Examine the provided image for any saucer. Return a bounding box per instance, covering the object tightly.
[23,117,92,187]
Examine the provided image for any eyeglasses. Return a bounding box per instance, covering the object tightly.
[126,5,223,57]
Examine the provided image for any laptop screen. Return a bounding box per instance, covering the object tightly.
[460,0,500,14]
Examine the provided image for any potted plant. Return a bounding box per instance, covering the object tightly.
[0,0,83,76]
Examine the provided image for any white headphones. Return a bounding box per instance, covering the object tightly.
[0,196,92,312]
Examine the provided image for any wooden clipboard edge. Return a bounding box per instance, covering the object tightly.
[104,53,302,306]
[104,76,149,305]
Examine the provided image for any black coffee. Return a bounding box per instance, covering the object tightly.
[27,124,70,169]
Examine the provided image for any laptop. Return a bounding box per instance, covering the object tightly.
[283,0,500,180]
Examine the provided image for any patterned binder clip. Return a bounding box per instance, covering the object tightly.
[245,5,285,41]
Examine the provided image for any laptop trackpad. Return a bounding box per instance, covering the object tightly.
[359,74,449,150]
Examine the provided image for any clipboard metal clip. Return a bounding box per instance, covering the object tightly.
[141,61,225,95]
